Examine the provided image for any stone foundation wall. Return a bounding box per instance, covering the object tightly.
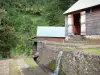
[62,51,100,75]
[85,35,100,39]
[37,42,100,75]
[65,35,100,41]
[38,37,65,42]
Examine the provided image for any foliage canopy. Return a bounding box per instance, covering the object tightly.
[0,0,78,57]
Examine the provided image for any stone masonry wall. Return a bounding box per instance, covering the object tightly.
[62,51,100,75]
[37,42,100,75]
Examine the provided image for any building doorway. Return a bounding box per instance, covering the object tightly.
[73,13,81,35]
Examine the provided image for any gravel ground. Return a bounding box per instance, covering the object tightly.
[0,60,9,75]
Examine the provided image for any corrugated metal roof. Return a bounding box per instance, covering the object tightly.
[37,26,65,37]
[63,0,100,14]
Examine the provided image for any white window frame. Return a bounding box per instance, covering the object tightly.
[67,15,73,35]
[81,11,86,35]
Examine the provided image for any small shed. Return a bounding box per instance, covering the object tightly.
[64,0,100,40]
[37,26,65,42]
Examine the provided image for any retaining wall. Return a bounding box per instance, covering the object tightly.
[37,42,100,75]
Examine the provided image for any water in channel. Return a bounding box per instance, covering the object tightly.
[50,51,63,75]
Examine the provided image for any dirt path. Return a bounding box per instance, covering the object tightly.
[0,58,48,75]
[0,60,9,75]
[16,58,48,75]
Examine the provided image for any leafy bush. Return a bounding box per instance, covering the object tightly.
[0,11,18,57]
[0,54,3,60]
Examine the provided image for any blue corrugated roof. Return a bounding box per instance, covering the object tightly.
[37,26,65,37]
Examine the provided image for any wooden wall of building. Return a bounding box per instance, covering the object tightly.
[86,7,100,35]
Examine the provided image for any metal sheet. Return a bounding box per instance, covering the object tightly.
[63,0,100,14]
[37,26,65,37]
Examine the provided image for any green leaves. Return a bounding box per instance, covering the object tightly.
[0,24,18,57]
[41,0,78,26]
[0,0,78,57]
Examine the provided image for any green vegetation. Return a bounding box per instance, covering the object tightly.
[9,60,21,75]
[59,62,66,75]
[0,0,78,57]
[24,57,37,68]
[0,55,3,60]
[0,17,18,58]
[46,60,56,71]
[60,46,100,54]
[83,48,100,54]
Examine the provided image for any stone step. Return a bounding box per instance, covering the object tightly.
[69,35,85,41]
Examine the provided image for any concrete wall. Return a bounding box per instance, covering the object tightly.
[37,42,100,75]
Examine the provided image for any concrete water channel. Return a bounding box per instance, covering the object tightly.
[33,51,63,75]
